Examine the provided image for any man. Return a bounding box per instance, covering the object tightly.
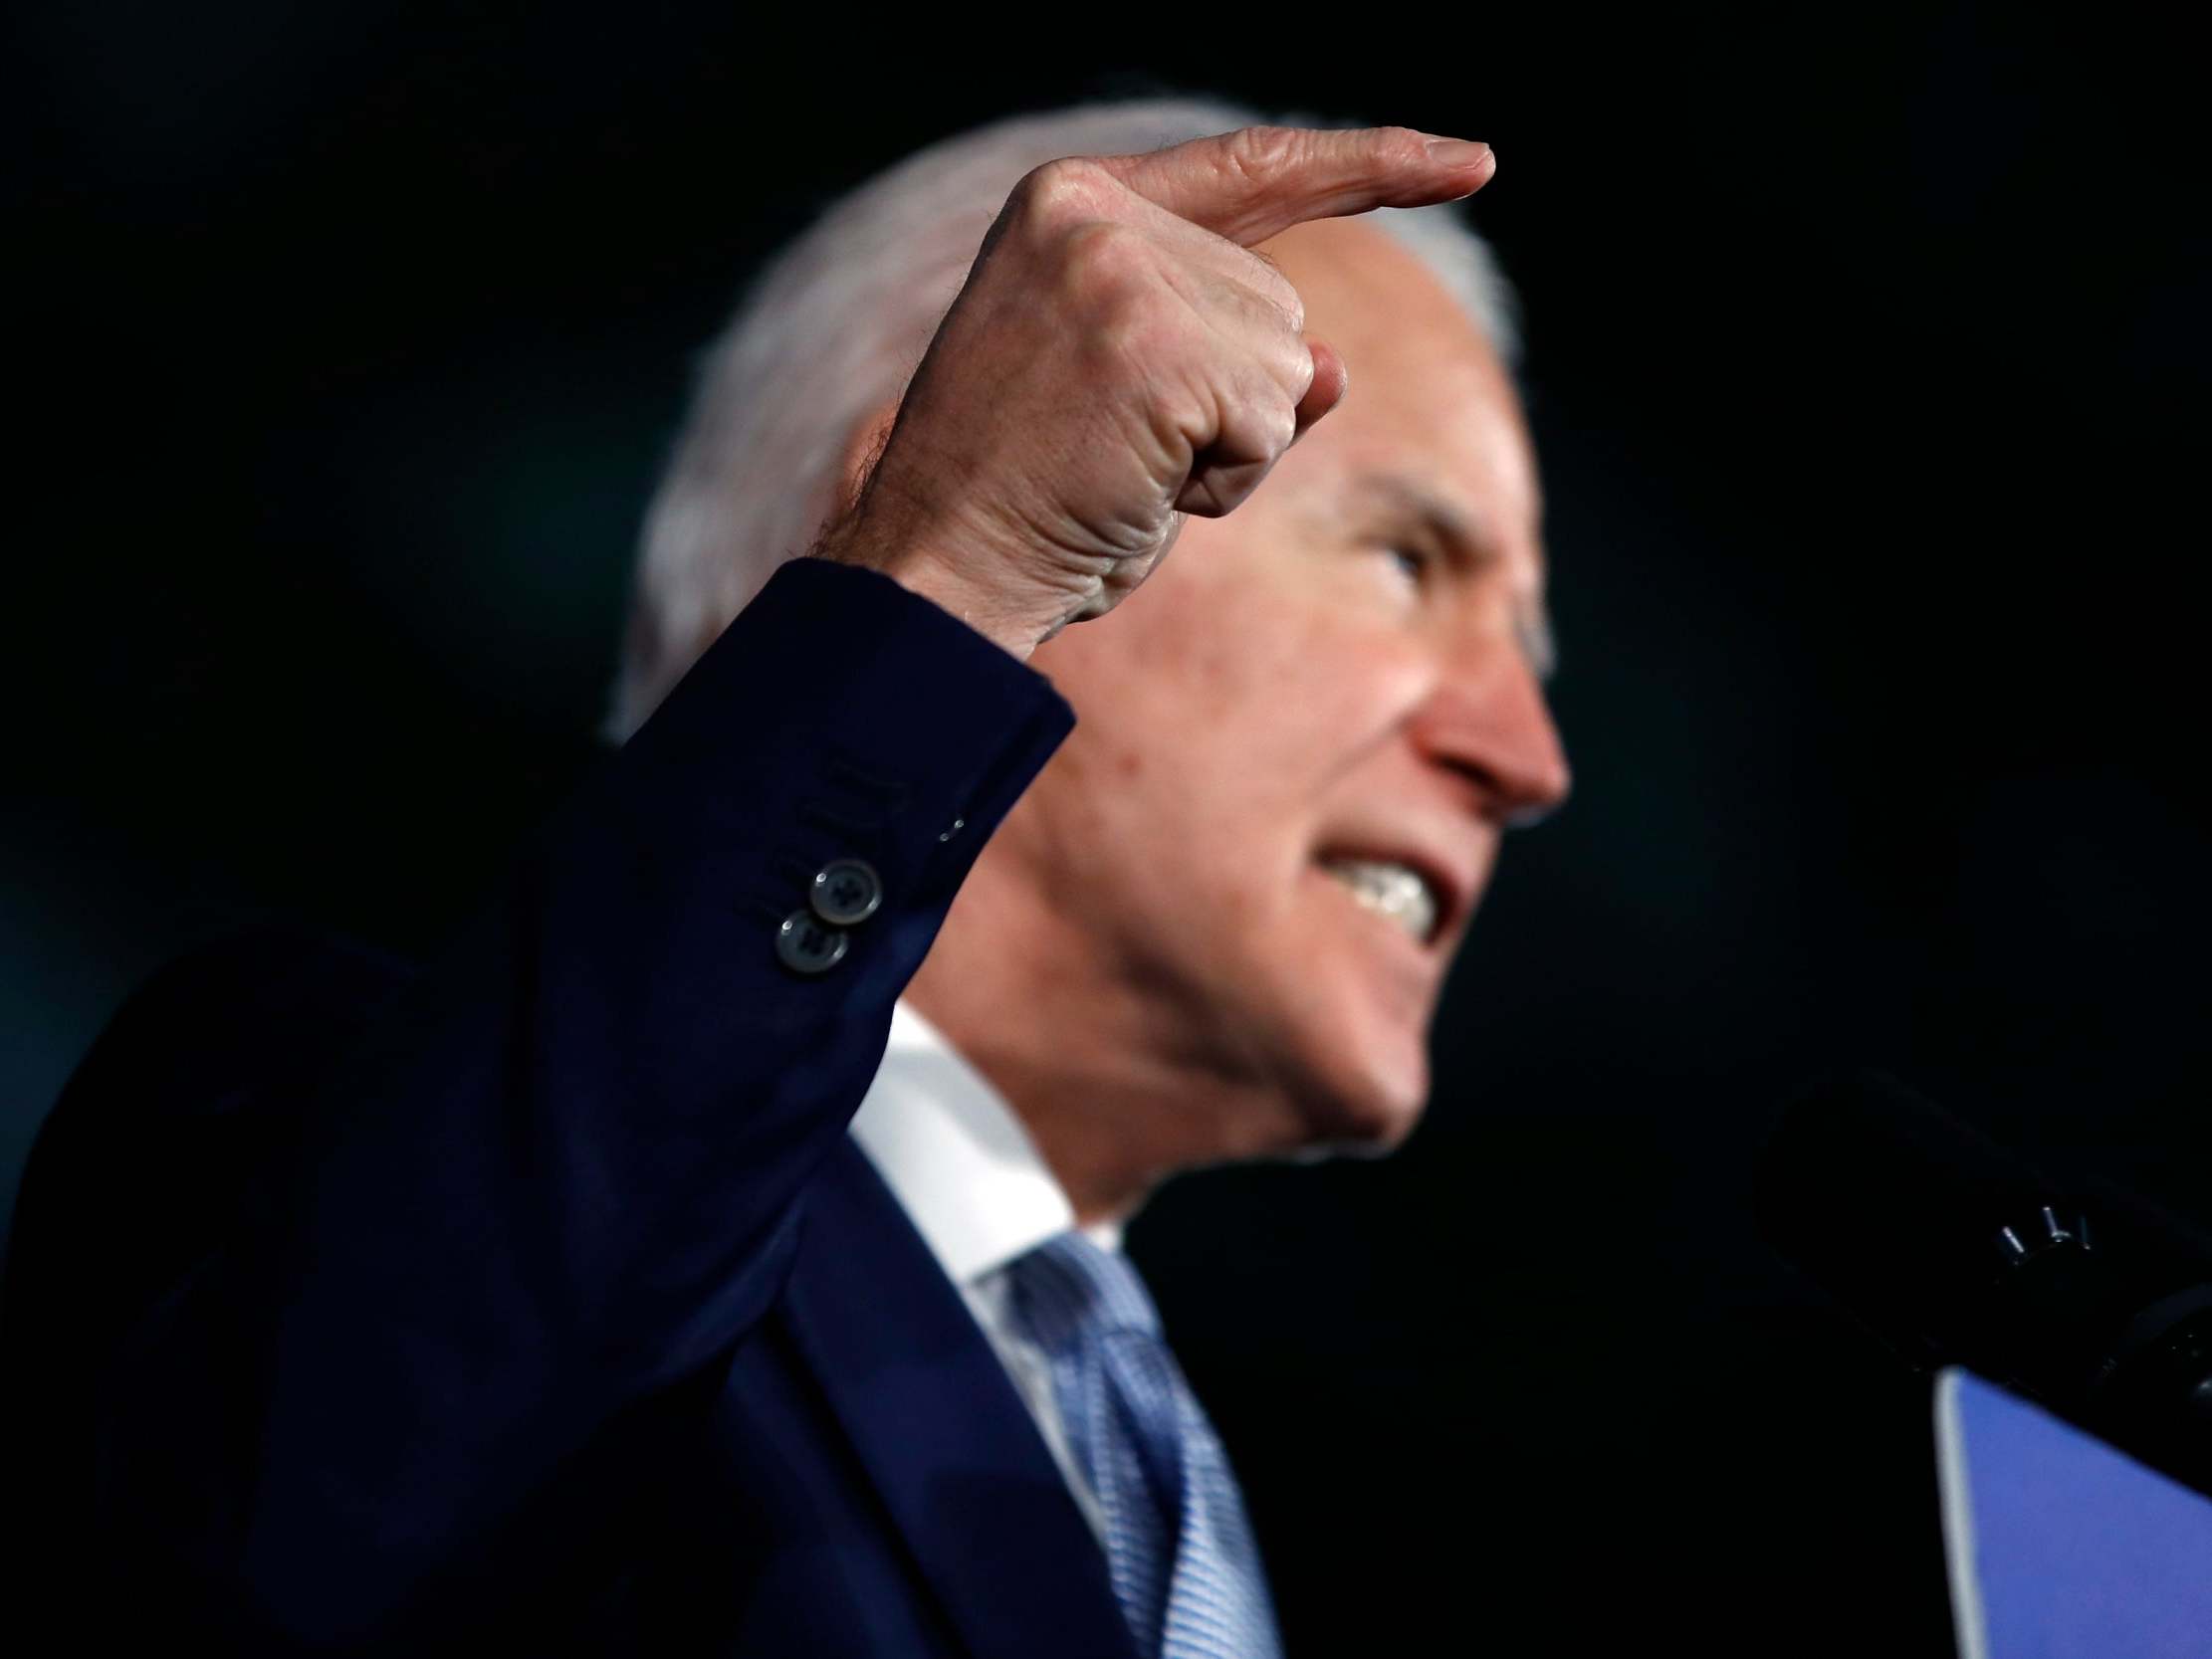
[2,98,1567,1653]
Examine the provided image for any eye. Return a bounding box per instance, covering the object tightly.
[1382,544,1430,586]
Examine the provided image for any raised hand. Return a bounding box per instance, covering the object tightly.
[816,124,1496,658]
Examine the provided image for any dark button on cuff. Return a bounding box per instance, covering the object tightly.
[776,910,849,975]
[809,858,884,927]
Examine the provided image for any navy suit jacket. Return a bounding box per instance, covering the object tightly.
[2,557,1148,1655]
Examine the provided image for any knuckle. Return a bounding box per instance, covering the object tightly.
[1010,156,1112,226]
[1062,216,1146,270]
[1223,375,1296,451]
[1218,124,1303,188]
[1248,326,1310,389]
[1060,220,1156,311]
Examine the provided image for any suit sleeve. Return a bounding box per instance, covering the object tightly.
[62,555,1074,1642]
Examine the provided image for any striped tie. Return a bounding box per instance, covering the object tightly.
[1002,1232,1284,1659]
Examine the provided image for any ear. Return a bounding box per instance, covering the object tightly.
[826,398,904,524]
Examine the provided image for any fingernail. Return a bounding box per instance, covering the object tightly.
[1425,138,1492,168]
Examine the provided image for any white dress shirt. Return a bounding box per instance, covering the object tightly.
[847,998,1123,1548]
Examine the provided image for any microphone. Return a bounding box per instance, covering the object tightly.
[1755,1070,2212,1498]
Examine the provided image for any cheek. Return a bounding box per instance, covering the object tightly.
[1186,606,1430,797]
[1029,549,1433,871]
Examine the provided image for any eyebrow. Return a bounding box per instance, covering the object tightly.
[1348,473,1499,565]
[1345,471,1559,682]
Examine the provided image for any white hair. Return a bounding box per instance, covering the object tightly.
[603,96,1522,742]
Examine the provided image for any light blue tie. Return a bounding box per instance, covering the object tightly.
[1002,1232,1284,1659]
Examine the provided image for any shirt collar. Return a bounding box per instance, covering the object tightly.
[850,999,1122,1286]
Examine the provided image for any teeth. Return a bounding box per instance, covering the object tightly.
[1320,859,1438,942]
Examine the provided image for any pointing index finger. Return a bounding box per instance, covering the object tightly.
[1088,124,1495,249]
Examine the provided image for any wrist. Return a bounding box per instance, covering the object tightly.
[813,515,1058,663]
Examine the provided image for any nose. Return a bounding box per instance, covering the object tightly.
[1410,639,1572,829]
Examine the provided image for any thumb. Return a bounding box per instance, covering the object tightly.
[1291,337,1348,444]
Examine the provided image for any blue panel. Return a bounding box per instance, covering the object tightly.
[1935,1368,2212,1659]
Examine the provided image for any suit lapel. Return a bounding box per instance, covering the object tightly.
[780,1140,1136,1659]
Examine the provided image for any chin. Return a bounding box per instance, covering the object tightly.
[1251,873,1446,1160]
[1283,1024,1432,1158]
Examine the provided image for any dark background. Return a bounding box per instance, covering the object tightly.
[8,5,2207,1652]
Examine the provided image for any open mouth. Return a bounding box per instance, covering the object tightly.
[1316,857,1441,947]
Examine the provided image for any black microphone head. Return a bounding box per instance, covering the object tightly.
[1757,1068,2212,1496]
[1754,1070,2209,1392]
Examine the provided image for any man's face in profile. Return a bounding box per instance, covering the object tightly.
[990,215,1571,1155]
